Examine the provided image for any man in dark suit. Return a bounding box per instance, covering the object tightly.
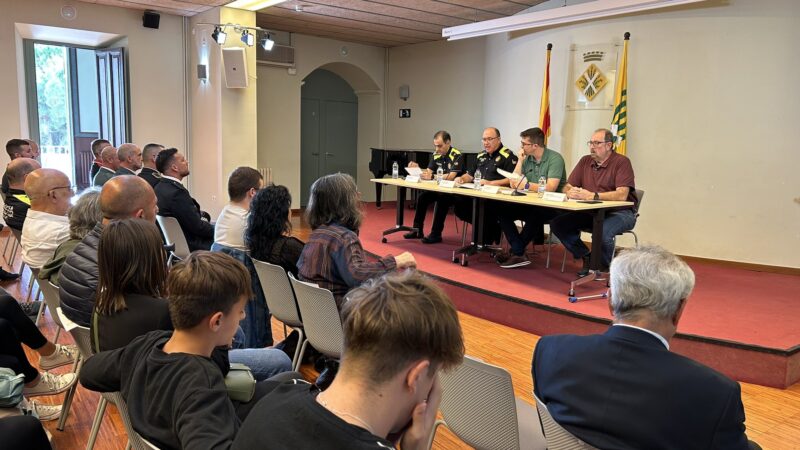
[532,245,758,450]
[138,143,164,188]
[154,148,213,251]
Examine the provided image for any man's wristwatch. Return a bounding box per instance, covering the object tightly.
[593,192,600,200]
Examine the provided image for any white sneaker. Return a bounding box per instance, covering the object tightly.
[23,372,76,397]
[28,400,62,421]
[39,344,78,370]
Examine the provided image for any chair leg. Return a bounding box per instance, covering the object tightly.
[86,396,108,450]
[54,326,62,343]
[58,357,83,431]
[282,323,288,339]
[545,234,552,269]
[561,249,567,273]
[34,298,46,326]
[295,339,310,372]
[426,419,446,450]
[292,329,306,372]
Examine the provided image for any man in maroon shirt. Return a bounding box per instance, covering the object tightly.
[551,128,637,275]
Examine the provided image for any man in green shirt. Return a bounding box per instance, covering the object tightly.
[496,128,567,269]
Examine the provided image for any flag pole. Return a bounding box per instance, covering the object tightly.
[611,32,629,156]
[538,43,552,146]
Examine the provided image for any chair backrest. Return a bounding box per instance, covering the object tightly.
[252,259,303,328]
[534,394,598,450]
[287,273,343,359]
[438,355,522,450]
[9,227,21,244]
[104,392,157,450]
[155,216,191,259]
[633,188,645,215]
[56,307,93,359]
[40,280,64,330]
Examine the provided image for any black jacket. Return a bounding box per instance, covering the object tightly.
[154,178,213,252]
[532,325,750,450]
[59,224,102,327]
[138,167,161,188]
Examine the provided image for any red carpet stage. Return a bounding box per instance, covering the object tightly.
[359,202,800,388]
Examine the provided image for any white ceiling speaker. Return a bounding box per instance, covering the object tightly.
[61,5,77,21]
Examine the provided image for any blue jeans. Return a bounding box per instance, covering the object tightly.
[229,348,292,382]
[550,209,637,267]
[498,205,562,256]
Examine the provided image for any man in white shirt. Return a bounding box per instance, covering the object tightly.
[21,168,73,268]
[214,167,264,250]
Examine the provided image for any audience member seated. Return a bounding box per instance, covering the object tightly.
[138,143,164,188]
[246,185,304,277]
[21,169,72,269]
[532,245,759,450]
[25,139,40,161]
[0,294,77,421]
[154,147,214,251]
[39,188,102,286]
[92,146,118,187]
[93,219,289,380]
[1,139,35,194]
[298,173,416,306]
[0,415,52,450]
[214,166,263,251]
[114,143,142,176]
[88,139,110,182]
[2,157,39,232]
[233,270,464,450]
[494,127,567,269]
[60,175,158,327]
[550,127,637,275]
[80,251,298,450]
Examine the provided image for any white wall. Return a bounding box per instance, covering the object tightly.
[385,0,800,268]
[0,0,186,164]
[257,34,386,208]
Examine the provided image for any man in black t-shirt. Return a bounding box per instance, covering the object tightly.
[404,130,465,244]
[234,270,465,450]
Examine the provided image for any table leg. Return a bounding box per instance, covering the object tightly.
[375,183,383,209]
[381,185,418,242]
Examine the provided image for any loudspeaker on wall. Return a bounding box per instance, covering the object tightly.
[222,48,248,89]
[142,11,160,29]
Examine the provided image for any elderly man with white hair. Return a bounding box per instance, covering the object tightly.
[532,245,759,450]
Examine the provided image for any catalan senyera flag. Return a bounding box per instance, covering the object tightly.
[539,43,552,146]
[611,33,629,156]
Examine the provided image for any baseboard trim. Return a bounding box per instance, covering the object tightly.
[676,255,800,276]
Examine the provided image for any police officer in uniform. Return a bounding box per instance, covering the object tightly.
[404,130,465,244]
[454,127,518,245]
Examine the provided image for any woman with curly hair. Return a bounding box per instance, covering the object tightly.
[246,185,304,277]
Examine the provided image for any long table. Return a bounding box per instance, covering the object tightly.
[372,178,634,295]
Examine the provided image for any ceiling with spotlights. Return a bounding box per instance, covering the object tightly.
[77,0,545,47]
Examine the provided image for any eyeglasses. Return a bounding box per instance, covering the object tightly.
[482,137,498,142]
[49,185,76,194]
[587,140,611,147]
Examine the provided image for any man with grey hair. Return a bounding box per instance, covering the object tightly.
[115,143,143,176]
[93,146,118,187]
[532,245,756,450]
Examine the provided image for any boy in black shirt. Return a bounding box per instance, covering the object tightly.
[80,252,296,450]
[234,270,465,450]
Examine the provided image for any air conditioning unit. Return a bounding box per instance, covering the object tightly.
[257,44,295,68]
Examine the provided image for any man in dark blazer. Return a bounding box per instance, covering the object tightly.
[154,148,213,251]
[532,245,758,450]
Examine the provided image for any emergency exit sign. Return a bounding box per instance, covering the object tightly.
[399,109,411,118]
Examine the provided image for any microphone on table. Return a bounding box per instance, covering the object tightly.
[511,175,527,196]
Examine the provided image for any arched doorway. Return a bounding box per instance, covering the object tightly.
[300,69,358,207]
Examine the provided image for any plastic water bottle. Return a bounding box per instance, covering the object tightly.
[392,161,399,179]
[473,169,482,189]
[537,176,546,197]
[436,166,444,183]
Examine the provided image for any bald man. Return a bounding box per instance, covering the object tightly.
[20,169,73,269]
[3,158,41,231]
[92,146,118,187]
[60,175,158,326]
[115,143,143,176]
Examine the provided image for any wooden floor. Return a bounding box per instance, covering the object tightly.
[7,219,800,450]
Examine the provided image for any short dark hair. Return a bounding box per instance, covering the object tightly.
[227,167,263,202]
[167,251,253,329]
[246,185,293,259]
[433,130,451,142]
[91,139,111,157]
[5,139,29,159]
[142,143,164,161]
[155,148,179,174]
[520,128,545,147]
[305,173,362,231]
[342,270,464,383]
[96,219,168,315]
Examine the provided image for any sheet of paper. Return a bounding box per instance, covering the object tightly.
[497,168,522,181]
[405,166,423,176]
[457,183,476,189]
